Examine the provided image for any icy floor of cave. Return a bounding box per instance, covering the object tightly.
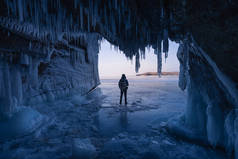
[0,76,228,159]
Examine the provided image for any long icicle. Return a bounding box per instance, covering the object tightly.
[156,40,162,76]
[135,52,140,73]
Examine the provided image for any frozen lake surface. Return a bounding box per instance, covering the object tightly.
[98,76,186,137]
[0,76,227,159]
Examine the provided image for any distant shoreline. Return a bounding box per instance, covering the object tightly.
[136,72,178,76]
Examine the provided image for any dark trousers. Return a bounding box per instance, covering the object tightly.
[120,89,127,104]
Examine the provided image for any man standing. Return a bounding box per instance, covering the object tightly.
[118,74,129,105]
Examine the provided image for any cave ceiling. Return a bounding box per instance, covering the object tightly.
[0,0,237,82]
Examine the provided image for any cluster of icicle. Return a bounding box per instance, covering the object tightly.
[154,29,169,76]
[153,0,169,76]
[2,0,170,75]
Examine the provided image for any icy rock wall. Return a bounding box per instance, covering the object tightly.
[0,31,100,115]
[178,36,238,157]
[25,33,100,105]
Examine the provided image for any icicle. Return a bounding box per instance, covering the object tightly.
[0,60,13,114]
[157,48,162,76]
[161,0,164,19]
[165,51,168,59]
[155,40,162,76]
[140,48,145,59]
[121,0,124,10]
[29,41,32,50]
[184,38,189,71]
[104,6,108,32]
[74,0,78,9]
[11,66,23,105]
[114,0,118,9]
[163,28,169,61]
[17,0,24,22]
[13,1,17,18]
[80,5,83,30]
[163,29,169,53]
[89,0,94,30]
[135,52,140,73]
[111,13,116,35]
[5,0,10,15]
[92,1,98,30]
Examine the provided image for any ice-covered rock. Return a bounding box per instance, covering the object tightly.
[169,35,238,156]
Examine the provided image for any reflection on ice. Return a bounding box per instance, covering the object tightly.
[0,76,228,159]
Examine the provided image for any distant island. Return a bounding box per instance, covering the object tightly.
[136,72,179,76]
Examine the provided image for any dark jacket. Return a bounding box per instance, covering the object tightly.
[118,77,129,91]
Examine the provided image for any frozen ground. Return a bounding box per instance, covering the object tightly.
[0,76,228,159]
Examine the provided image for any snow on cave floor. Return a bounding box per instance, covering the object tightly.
[0,76,227,159]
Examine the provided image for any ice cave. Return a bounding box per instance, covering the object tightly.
[0,0,238,159]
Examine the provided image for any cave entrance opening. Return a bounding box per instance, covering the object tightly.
[97,38,182,106]
[98,39,180,79]
[96,39,187,139]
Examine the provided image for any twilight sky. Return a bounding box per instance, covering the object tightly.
[99,40,179,78]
